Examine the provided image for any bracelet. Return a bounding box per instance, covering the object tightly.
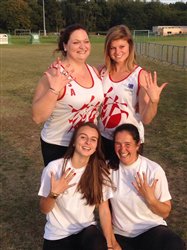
[49,87,60,95]
[49,191,60,199]
[107,247,113,249]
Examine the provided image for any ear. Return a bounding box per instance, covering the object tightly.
[63,43,67,51]
[136,141,141,151]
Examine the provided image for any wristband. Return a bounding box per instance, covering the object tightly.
[49,191,60,199]
[49,87,60,95]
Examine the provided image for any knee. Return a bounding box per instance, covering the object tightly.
[164,234,186,250]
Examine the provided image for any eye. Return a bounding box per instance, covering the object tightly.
[73,41,80,45]
[80,135,86,139]
[91,138,97,143]
[84,40,90,44]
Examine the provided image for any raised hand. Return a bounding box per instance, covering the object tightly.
[50,168,76,195]
[132,172,158,204]
[141,71,168,103]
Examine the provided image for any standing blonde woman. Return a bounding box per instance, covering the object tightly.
[32,24,104,166]
[98,25,167,161]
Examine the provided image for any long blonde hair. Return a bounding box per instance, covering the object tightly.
[104,25,136,73]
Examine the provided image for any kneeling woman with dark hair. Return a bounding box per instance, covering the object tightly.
[108,123,186,250]
[38,122,120,250]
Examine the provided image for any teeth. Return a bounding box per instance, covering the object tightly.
[82,146,90,150]
[120,153,128,157]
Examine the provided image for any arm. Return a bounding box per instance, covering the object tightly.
[40,169,76,214]
[138,70,168,124]
[32,63,71,124]
[132,172,171,218]
[99,200,121,250]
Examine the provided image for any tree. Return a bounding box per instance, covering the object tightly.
[0,0,31,33]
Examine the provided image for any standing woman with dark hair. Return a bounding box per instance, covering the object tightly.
[38,122,120,250]
[108,123,185,250]
[98,25,167,160]
[32,24,104,166]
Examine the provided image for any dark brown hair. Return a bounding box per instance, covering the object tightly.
[55,23,89,57]
[109,123,140,170]
[62,122,112,206]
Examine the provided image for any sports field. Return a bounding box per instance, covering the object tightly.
[1,40,187,249]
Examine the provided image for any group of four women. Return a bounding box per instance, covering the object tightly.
[32,24,185,250]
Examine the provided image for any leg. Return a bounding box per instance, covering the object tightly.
[40,138,68,166]
[134,225,186,250]
[43,235,77,250]
[115,234,136,250]
[79,225,107,250]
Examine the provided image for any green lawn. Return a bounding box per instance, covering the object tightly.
[1,43,187,249]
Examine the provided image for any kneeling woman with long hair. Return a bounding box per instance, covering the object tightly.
[38,122,118,250]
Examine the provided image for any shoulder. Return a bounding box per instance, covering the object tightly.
[44,158,64,174]
[140,155,164,173]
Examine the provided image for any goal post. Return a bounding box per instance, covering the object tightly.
[133,30,150,38]
[14,29,31,36]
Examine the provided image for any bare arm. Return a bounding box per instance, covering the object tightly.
[32,63,71,124]
[99,200,121,250]
[132,172,171,218]
[138,71,168,124]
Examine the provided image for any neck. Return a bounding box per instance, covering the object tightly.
[71,154,89,169]
[64,57,86,68]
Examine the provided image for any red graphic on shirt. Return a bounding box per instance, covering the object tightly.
[68,96,100,131]
[101,87,129,128]
[71,89,76,96]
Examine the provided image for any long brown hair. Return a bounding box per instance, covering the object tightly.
[62,122,112,206]
[104,25,136,73]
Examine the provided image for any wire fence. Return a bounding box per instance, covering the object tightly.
[135,42,187,68]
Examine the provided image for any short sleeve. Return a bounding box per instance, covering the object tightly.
[38,166,51,197]
[154,167,172,202]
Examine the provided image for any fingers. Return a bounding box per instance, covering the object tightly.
[63,168,76,182]
[151,179,158,189]
[160,82,168,92]
[153,71,157,84]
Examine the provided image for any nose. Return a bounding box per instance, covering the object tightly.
[85,138,91,144]
[79,42,86,49]
[115,47,121,54]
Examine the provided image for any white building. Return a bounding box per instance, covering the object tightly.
[153,26,187,36]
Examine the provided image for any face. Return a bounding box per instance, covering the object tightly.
[114,131,140,166]
[64,29,91,62]
[74,126,99,158]
[109,39,129,64]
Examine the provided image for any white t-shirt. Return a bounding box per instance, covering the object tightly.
[110,155,171,237]
[99,66,144,143]
[38,158,112,240]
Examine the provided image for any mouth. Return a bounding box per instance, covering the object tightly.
[77,50,87,54]
[82,146,91,151]
[120,152,128,158]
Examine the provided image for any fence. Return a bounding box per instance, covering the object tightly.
[135,42,187,68]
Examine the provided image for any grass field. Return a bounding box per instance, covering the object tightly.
[7,34,187,46]
[1,42,187,249]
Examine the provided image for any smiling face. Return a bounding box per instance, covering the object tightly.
[114,130,140,166]
[109,39,130,64]
[74,125,99,158]
[64,29,91,62]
